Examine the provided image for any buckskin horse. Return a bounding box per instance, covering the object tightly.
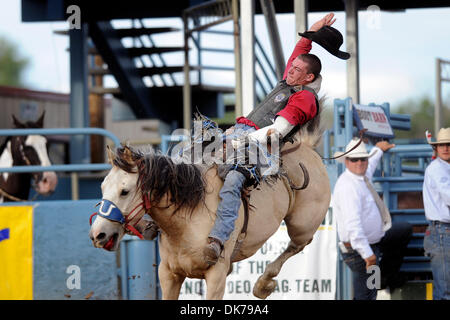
[0,112,58,202]
[89,125,331,299]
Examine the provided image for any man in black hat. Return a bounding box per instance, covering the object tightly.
[131,14,351,253]
[201,13,351,265]
[237,13,345,143]
[203,13,351,265]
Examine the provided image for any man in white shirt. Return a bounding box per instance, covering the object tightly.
[423,127,450,300]
[332,138,412,300]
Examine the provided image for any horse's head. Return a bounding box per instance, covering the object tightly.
[89,146,142,251]
[89,145,206,251]
[10,112,58,195]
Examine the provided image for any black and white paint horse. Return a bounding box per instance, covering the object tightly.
[0,112,58,202]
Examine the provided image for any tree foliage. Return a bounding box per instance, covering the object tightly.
[393,96,450,139]
[0,36,29,87]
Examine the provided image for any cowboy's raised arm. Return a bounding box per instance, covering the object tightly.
[283,13,336,80]
[366,141,395,179]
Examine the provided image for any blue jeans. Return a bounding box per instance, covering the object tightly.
[209,170,247,244]
[209,123,255,244]
[341,221,412,300]
[424,221,450,300]
[342,245,381,300]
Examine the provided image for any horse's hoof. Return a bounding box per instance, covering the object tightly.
[253,277,276,299]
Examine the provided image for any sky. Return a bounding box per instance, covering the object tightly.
[1,1,450,111]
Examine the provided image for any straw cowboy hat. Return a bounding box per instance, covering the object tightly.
[429,127,450,145]
[333,138,378,163]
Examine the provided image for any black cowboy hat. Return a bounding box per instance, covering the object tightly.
[298,26,350,60]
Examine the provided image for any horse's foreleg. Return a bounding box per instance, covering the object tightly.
[253,240,307,299]
[158,262,185,300]
[204,262,229,300]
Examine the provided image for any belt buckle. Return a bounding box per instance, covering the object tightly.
[339,242,351,253]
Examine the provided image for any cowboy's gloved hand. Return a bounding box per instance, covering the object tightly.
[248,116,294,145]
[224,126,235,136]
[231,137,246,150]
[247,126,273,145]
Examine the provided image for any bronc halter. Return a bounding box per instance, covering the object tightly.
[89,194,153,241]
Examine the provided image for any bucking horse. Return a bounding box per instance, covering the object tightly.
[89,123,331,299]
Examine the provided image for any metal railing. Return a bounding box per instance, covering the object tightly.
[132,19,178,87]
[0,128,121,173]
[183,0,233,32]
[190,28,277,100]
[183,0,278,100]
[111,4,279,91]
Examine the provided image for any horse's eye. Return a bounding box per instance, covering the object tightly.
[120,190,129,196]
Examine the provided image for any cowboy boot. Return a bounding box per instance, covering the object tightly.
[142,221,160,240]
[203,237,224,266]
[135,215,160,241]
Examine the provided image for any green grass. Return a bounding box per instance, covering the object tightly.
[210,110,236,125]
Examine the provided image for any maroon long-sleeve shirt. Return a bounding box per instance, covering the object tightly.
[236,37,317,129]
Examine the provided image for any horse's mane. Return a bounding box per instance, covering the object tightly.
[113,146,206,215]
[290,95,326,149]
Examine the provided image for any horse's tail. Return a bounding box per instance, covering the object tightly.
[296,95,326,149]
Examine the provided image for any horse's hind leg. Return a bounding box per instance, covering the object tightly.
[253,240,309,299]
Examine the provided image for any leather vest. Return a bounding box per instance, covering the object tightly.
[246,80,319,129]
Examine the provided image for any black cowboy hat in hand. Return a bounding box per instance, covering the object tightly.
[298,26,350,60]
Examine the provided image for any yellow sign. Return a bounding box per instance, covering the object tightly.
[0,206,33,300]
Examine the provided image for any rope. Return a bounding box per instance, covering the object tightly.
[0,187,38,202]
[321,129,368,161]
[281,175,296,213]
